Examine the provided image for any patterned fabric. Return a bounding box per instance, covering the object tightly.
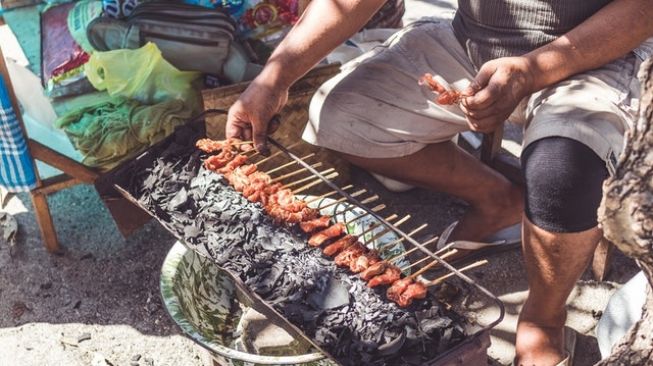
[0,74,37,192]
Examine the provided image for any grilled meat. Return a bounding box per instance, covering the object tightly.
[196,137,243,153]
[419,73,463,105]
[360,262,389,281]
[323,235,357,257]
[218,154,249,174]
[308,223,346,247]
[350,251,382,273]
[386,277,413,303]
[397,282,427,308]
[368,266,401,288]
[334,242,366,267]
[300,216,332,233]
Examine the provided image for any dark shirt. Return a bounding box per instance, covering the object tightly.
[452,0,613,68]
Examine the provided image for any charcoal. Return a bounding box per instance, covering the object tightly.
[308,277,350,310]
[123,133,468,366]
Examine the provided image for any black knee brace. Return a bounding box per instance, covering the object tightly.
[521,137,609,233]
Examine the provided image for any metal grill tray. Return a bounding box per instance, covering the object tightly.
[100,116,504,366]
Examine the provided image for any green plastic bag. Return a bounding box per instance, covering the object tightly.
[85,42,201,110]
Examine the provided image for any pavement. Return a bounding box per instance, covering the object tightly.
[0,1,642,365]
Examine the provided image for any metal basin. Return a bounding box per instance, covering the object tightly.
[160,242,330,366]
[159,197,412,365]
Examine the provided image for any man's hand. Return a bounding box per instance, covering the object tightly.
[461,56,537,133]
[226,79,289,155]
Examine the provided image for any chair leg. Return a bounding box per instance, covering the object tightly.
[592,237,615,281]
[30,192,61,253]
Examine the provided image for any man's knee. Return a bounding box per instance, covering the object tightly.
[521,137,609,233]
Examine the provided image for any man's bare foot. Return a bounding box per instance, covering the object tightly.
[514,301,567,366]
[450,182,524,243]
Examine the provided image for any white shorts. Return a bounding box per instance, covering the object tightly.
[302,19,643,175]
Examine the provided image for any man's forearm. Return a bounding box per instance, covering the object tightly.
[525,0,653,91]
[257,0,386,90]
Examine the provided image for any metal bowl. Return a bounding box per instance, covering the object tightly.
[160,242,329,365]
[159,196,410,365]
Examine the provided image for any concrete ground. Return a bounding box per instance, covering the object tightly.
[0,1,641,365]
[0,163,640,366]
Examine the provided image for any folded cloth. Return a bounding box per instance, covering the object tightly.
[55,97,194,170]
[0,75,37,192]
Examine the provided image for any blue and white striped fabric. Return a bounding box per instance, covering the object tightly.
[0,74,37,192]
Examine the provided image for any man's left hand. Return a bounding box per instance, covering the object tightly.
[461,56,537,133]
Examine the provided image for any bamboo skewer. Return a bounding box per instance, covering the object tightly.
[313,191,373,212]
[378,224,428,255]
[253,142,300,165]
[425,260,489,287]
[386,238,450,264]
[292,172,339,194]
[331,195,381,217]
[264,153,316,173]
[407,249,460,278]
[304,185,355,204]
[343,204,386,226]
[270,163,324,183]
[284,168,335,189]
[365,214,411,246]
[402,248,459,272]
[357,214,399,237]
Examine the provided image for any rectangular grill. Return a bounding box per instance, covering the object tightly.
[101,110,505,366]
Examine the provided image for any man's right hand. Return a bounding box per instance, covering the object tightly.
[226,79,289,155]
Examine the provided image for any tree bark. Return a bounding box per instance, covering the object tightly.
[596,58,653,366]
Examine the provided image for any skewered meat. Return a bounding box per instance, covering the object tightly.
[419,73,463,105]
[204,149,236,171]
[197,138,432,307]
[308,223,346,247]
[350,251,382,273]
[196,137,243,153]
[397,282,427,308]
[218,154,249,174]
[300,216,332,233]
[226,164,258,192]
[368,266,401,288]
[323,235,357,256]
[360,262,389,281]
[334,242,366,267]
[386,277,413,303]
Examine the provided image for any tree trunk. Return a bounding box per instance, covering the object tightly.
[596,58,653,366]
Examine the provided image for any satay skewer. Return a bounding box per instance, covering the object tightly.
[343,204,387,226]
[284,168,336,189]
[269,163,324,183]
[386,239,451,264]
[407,249,462,279]
[292,172,339,194]
[379,224,429,254]
[357,214,400,237]
[264,153,316,173]
[251,142,301,165]
[304,185,355,204]
[313,192,374,212]
[425,260,489,287]
[364,214,411,246]
[377,224,429,255]
[333,195,381,216]
[401,248,459,272]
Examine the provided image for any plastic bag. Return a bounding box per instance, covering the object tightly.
[84,42,201,109]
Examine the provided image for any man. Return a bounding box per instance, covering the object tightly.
[226,1,653,364]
